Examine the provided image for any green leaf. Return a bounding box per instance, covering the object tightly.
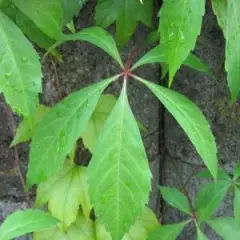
[212,0,227,34]
[146,31,160,45]
[159,0,205,84]
[197,227,208,240]
[225,0,240,101]
[95,0,153,46]
[34,214,95,240]
[0,11,42,116]
[96,207,159,240]
[27,77,117,187]
[88,82,152,240]
[147,222,188,240]
[159,186,191,215]
[11,104,50,146]
[62,0,86,25]
[207,217,240,240]
[36,163,92,226]
[195,181,230,222]
[196,168,230,181]
[135,76,218,178]
[234,162,240,180]
[0,209,58,240]
[234,186,240,227]
[12,0,64,40]
[65,27,123,67]
[1,1,60,57]
[132,46,212,78]
[82,94,117,152]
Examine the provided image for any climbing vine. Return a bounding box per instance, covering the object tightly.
[0,0,239,239]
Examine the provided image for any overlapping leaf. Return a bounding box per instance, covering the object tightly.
[197,228,208,240]
[12,0,64,40]
[36,162,92,226]
[234,186,240,226]
[225,0,240,101]
[132,46,213,78]
[88,82,152,240]
[0,210,58,240]
[27,77,116,187]
[95,0,153,46]
[34,215,95,240]
[195,181,230,222]
[96,207,159,240]
[135,76,218,178]
[148,222,188,240]
[11,104,50,146]
[159,0,205,84]
[82,94,117,152]
[0,11,42,116]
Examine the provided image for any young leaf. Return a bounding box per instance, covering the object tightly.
[212,0,227,35]
[207,217,240,240]
[197,227,208,240]
[34,214,95,240]
[159,186,191,215]
[82,94,117,152]
[27,76,117,187]
[132,46,213,78]
[88,81,152,240]
[134,76,218,178]
[0,11,42,116]
[147,222,188,240]
[234,186,240,227]
[195,181,230,222]
[225,0,240,101]
[159,0,205,84]
[65,27,123,67]
[95,0,153,46]
[96,207,159,240]
[0,209,58,240]
[11,104,50,146]
[12,0,64,40]
[36,163,92,226]
[62,0,87,25]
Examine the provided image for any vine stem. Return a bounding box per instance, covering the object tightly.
[4,103,31,205]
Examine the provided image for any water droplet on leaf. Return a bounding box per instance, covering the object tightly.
[21,56,27,62]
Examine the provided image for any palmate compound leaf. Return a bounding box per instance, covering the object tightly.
[195,180,230,222]
[34,214,95,240]
[11,104,50,146]
[225,0,240,101]
[65,27,123,67]
[88,81,152,240]
[95,0,153,47]
[0,209,58,240]
[207,217,240,240]
[132,45,213,78]
[134,76,218,178]
[35,161,92,227]
[159,0,205,85]
[96,207,159,240]
[159,186,191,215]
[12,0,64,40]
[27,76,118,188]
[147,221,188,240]
[0,11,42,116]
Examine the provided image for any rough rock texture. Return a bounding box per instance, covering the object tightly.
[0,1,237,240]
